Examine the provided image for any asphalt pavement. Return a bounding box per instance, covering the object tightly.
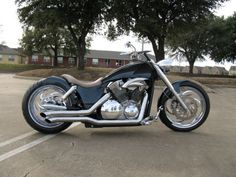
[0,73,236,177]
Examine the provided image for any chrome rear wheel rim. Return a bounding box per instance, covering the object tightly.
[28,85,69,128]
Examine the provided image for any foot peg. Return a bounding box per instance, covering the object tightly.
[141,106,163,125]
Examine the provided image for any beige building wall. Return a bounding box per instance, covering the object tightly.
[229,66,236,76]
[0,54,23,64]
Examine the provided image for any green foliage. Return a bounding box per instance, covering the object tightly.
[166,18,209,74]
[206,14,236,63]
[20,26,76,66]
[16,0,109,69]
[108,0,226,61]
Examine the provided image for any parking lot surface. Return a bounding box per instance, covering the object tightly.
[0,73,236,177]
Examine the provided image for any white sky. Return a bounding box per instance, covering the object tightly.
[0,0,235,49]
[0,0,235,70]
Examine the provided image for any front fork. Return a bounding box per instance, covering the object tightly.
[152,63,190,113]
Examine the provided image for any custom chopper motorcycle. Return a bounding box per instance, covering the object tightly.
[22,42,210,134]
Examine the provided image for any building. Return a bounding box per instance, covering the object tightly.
[229,66,236,76]
[27,49,155,68]
[0,45,25,64]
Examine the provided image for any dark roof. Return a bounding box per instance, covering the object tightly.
[85,49,155,61]
[0,45,21,55]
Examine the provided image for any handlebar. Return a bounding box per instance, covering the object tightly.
[120,50,152,62]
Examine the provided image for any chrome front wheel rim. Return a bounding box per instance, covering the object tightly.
[164,86,207,129]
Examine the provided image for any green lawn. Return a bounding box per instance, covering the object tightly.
[0,63,51,73]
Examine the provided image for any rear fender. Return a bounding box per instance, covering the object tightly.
[42,76,71,88]
[42,76,78,105]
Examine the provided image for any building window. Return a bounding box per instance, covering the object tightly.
[116,60,122,66]
[57,57,63,64]
[0,54,2,61]
[68,57,75,65]
[32,55,38,62]
[43,56,50,63]
[105,59,110,66]
[92,58,99,65]
[8,55,15,62]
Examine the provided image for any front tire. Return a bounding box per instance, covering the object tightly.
[159,81,210,132]
[22,79,72,134]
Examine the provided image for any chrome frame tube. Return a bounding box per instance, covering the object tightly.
[122,78,147,88]
[150,60,189,111]
[61,85,77,100]
[46,92,149,126]
[41,93,111,118]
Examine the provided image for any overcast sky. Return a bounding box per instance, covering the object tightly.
[0,0,235,51]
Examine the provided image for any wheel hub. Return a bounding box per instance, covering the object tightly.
[166,95,199,121]
[173,96,198,121]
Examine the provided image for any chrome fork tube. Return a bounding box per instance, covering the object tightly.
[152,61,189,111]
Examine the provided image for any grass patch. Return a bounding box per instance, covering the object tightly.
[17,67,113,80]
[0,63,51,73]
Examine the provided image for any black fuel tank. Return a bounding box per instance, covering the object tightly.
[102,61,157,84]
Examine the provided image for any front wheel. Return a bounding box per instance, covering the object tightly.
[159,81,210,132]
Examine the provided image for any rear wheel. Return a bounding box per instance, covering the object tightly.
[22,79,72,134]
[159,81,210,132]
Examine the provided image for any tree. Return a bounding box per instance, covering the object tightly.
[16,0,109,69]
[21,26,71,67]
[108,0,226,62]
[206,13,236,63]
[166,19,209,74]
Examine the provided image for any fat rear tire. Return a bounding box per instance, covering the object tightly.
[22,79,72,134]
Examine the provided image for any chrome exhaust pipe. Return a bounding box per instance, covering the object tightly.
[46,93,148,126]
[41,104,67,110]
[41,93,111,118]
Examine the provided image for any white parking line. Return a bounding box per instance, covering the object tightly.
[0,122,80,162]
[0,134,56,162]
[0,131,36,148]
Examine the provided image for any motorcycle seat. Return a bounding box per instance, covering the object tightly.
[62,74,102,88]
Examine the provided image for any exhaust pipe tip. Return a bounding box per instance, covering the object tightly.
[40,112,47,118]
[45,118,52,123]
[40,112,52,123]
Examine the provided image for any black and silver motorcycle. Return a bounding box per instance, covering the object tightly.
[22,42,210,134]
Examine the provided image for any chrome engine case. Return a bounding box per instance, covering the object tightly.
[100,100,123,120]
[100,99,139,120]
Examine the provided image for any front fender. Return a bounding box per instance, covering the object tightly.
[157,80,190,108]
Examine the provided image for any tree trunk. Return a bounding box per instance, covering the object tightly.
[52,46,58,67]
[149,38,159,62]
[76,43,86,70]
[189,60,194,74]
[149,37,165,62]
[156,37,165,61]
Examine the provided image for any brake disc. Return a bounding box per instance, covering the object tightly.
[172,96,198,121]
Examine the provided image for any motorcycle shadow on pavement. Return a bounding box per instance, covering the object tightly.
[56,124,214,144]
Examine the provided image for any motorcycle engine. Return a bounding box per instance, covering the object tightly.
[100,80,148,120]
